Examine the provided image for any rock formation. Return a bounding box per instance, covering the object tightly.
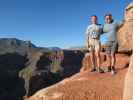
[117,2,133,52]
[0,38,84,100]
[121,2,133,100]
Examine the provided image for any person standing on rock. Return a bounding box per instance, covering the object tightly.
[85,15,104,73]
[103,14,122,75]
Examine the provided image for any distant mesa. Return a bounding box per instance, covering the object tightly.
[68,46,87,51]
[0,38,36,48]
[0,38,63,54]
[0,38,37,55]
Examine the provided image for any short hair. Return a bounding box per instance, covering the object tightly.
[91,15,97,18]
[104,13,114,22]
[104,13,112,18]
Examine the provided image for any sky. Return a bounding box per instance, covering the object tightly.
[0,0,132,49]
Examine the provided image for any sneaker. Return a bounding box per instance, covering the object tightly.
[97,68,104,73]
[111,70,116,75]
[90,68,96,72]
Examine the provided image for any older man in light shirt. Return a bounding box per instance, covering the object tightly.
[86,15,104,73]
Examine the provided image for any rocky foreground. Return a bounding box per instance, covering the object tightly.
[28,53,130,100]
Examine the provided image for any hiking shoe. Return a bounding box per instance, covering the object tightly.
[97,68,104,73]
[111,70,116,75]
[90,68,96,72]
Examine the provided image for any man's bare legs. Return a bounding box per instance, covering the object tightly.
[90,50,96,72]
[90,48,104,73]
[111,53,116,74]
[111,53,116,67]
[107,53,111,71]
[107,52,116,74]
[95,50,100,67]
[95,50,104,73]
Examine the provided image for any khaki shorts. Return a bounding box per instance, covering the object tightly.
[88,38,101,52]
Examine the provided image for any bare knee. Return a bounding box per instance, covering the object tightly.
[95,50,100,58]
[90,51,94,56]
[111,53,115,58]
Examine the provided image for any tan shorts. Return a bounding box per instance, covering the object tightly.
[88,38,101,52]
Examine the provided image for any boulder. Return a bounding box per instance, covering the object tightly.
[123,55,133,100]
[117,2,133,51]
[120,2,133,100]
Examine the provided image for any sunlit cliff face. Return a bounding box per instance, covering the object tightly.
[117,3,133,50]
[125,3,133,21]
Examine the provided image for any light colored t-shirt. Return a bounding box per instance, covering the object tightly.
[103,21,122,42]
[86,24,101,39]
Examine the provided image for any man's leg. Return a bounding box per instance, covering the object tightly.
[107,53,111,71]
[90,49,96,72]
[111,53,116,68]
[105,44,112,72]
[110,42,118,74]
[110,52,117,74]
[95,50,100,68]
[95,41,104,73]
[95,50,104,73]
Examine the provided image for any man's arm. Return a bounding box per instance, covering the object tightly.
[85,26,90,48]
[85,35,89,48]
[85,26,90,35]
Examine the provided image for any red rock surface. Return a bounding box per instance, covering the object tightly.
[117,2,133,100]
[117,2,133,51]
[28,53,130,100]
